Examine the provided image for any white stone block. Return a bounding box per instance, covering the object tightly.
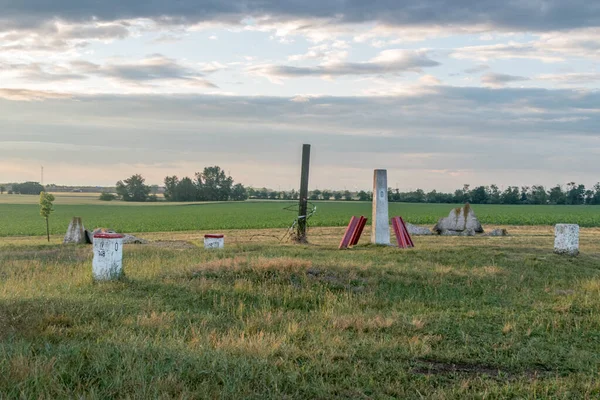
[554,224,579,256]
[204,234,224,249]
[371,169,390,245]
[92,233,124,280]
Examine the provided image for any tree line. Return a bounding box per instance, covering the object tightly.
[249,182,600,205]
[115,166,247,202]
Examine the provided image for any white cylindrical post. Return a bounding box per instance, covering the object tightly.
[204,234,224,249]
[371,169,390,245]
[554,224,579,256]
[92,233,124,280]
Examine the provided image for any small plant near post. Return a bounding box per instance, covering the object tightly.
[39,191,55,242]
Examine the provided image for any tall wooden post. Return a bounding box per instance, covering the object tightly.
[297,144,311,242]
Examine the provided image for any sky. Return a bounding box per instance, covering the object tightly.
[1,1,599,191]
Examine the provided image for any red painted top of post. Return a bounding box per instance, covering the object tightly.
[204,234,224,239]
[93,233,124,239]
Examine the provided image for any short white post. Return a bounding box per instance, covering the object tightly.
[204,234,224,249]
[92,233,124,280]
[371,169,390,245]
[554,224,579,256]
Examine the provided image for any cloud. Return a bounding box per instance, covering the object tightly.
[251,50,440,80]
[0,88,72,101]
[481,73,530,87]
[2,1,600,32]
[0,21,133,54]
[2,86,600,189]
[452,29,600,62]
[537,72,600,85]
[464,64,490,74]
[4,55,218,88]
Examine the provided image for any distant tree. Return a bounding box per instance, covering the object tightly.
[309,189,321,200]
[247,187,257,199]
[520,186,530,204]
[470,186,489,204]
[230,183,248,201]
[566,182,585,205]
[198,166,233,201]
[290,189,299,200]
[548,184,566,205]
[357,190,370,201]
[99,192,117,201]
[0,185,4,194]
[150,185,159,195]
[585,189,594,205]
[175,177,198,202]
[343,190,352,201]
[321,190,332,200]
[163,176,179,201]
[268,191,279,200]
[501,186,520,204]
[13,181,44,195]
[530,185,548,205]
[488,184,501,204]
[116,174,151,202]
[591,183,600,205]
[39,191,55,242]
[334,192,343,200]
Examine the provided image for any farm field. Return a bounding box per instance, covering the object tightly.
[1,193,600,237]
[1,227,600,398]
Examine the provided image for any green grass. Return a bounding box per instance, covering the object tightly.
[1,230,600,398]
[2,194,600,236]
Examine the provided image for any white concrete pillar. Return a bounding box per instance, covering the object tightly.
[554,224,579,256]
[371,169,390,245]
[92,233,124,280]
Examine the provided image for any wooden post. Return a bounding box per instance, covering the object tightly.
[297,144,311,242]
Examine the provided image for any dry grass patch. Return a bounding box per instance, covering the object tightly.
[331,314,396,332]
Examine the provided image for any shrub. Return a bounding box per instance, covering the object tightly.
[99,192,117,201]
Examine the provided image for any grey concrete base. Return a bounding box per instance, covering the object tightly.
[554,224,579,256]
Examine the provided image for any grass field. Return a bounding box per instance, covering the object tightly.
[2,193,600,237]
[1,227,599,398]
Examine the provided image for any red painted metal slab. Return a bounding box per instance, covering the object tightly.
[392,216,414,249]
[350,216,367,246]
[399,216,414,247]
[339,216,359,249]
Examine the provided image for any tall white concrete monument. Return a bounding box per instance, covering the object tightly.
[371,169,391,245]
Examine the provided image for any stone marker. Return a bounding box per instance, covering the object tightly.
[371,169,390,245]
[92,232,124,280]
[405,223,433,236]
[64,217,88,244]
[433,203,484,235]
[204,234,224,249]
[486,228,508,237]
[554,224,579,256]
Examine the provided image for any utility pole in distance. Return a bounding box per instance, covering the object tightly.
[296,144,311,242]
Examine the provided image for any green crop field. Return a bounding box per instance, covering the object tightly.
[1,193,600,237]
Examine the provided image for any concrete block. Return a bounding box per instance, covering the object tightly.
[554,224,579,256]
[92,233,124,280]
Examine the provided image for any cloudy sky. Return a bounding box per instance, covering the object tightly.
[1,1,600,191]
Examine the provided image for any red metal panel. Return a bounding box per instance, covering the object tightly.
[350,216,367,246]
[399,217,414,248]
[339,216,359,249]
[392,216,414,249]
